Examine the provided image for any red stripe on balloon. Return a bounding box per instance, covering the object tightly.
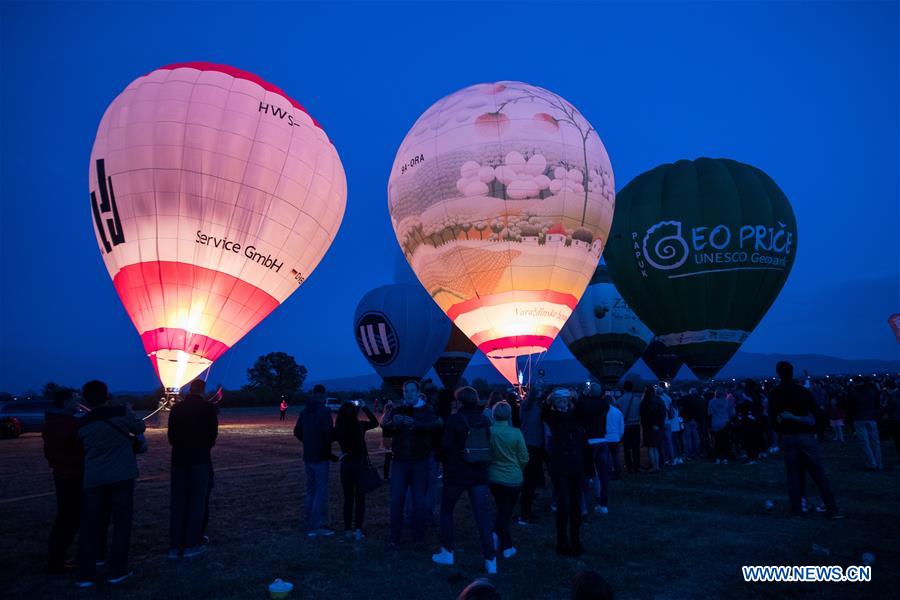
[446,289,579,322]
[477,335,554,355]
[154,62,324,132]
[112,261,280,355]
[140,328,230,362]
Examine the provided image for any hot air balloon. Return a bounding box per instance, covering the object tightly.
[641,338,684,382]
[90,63,346,390]
[433,325,478,390]
[353,283,451,393]
[605,158,796,380]
[388,82,614,384]
[560,264,653,385]
[889,314,900,343]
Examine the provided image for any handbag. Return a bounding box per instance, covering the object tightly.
[357,457,383,494]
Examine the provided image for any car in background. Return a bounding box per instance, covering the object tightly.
[325,397,343,412]
[0,400,54,437]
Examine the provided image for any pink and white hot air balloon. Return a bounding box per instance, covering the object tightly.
[89,63,346,389]
[889,314,900,343]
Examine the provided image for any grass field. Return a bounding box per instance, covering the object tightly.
[1,408,898,599]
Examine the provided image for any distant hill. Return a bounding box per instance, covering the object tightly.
[310,351,900,390]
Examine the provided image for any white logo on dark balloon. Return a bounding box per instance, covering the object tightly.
[642,221,689,271]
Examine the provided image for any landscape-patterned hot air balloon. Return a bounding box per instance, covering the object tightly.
[90,63,346,389]
[889,314,900,343]
[560,264,653,385]
[388,82,614,384]
[353,284,451,393]
[642,338,684,382]
[433,325,478,390]
[605,158,796,380]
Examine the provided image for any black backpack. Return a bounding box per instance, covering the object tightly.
[463,415,492,464]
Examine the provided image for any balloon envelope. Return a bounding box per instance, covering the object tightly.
[353,283,451,392]
[560,264,653,385]
[89,63,346,389]
[433,324,478,390]
[642,338,684,382]
[890,314,900,343]
[605,158,796,379]
[388,82,614,384]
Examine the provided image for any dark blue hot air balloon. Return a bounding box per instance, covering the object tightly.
[354,283,451,393]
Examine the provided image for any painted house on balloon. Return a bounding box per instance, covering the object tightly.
[546,223,567,245]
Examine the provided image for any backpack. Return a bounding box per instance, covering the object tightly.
[463,415,492,464]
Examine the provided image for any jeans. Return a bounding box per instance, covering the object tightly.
[713,427,731,461]
[425,457,441,524]
[440,482,494,560]
[170,463,212,550]
[663,429,676,462]
[389,459,429,544]
[588,443,610,507]
[489,483,520,551]
[340,459,365,531]
[683,421,700,457]
[608,442,623,478]
[48,475,81,568]
[77,479,134,580]
[854,421,883,469]
[304,461,329,532]
[623,425,641,472]
[520,445,545,518]
[781,434,837,514]
[550,470,581,548]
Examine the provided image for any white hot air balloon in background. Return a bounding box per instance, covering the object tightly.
[90,63,346,390]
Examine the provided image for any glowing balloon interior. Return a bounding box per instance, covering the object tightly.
[90,63,346,388]
[388,82,614,384]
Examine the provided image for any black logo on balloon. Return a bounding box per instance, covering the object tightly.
[355,312,399,366]
[90,159,125,254]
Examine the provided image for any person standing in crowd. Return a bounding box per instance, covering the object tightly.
[433,387,496,573]
[75,380,145,588]
[658,385,677,466]
[884,378,900,458]
[580,384,611,512]
[639,387,665,472]
[542,388,585,557]
[681,388,703,459]
[168,379,218,558]
[738,380,765,464]
[848,377,884,471]
[334,399,379,540]
[279,398,288,422]
[708,388,734,465]
[517,386,546,525]
[382,380,441,549]
[381,396,394,482]
[828,396,845,442]
[43,389,84,573]
[618,381,641,474]
[293,384,335,537]
[769,361,842,518]
[487,401,529,560]
[603,392,625,482]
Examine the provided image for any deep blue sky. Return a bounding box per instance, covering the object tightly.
[1,1,898,394]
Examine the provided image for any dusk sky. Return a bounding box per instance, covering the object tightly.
[1,1,898,394]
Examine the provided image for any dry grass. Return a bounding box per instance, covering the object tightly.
[1,408,898,599]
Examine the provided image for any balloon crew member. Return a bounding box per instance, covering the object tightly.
[542,388,586,557]
[75,380,145,587]
[167,378,218,558]
[518,386,547,525]
[43,389,84,573]
[279,398,288,422]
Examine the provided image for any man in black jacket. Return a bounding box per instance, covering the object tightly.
[43,389,84,573]
[294,384,335,536]
[168,379,218,558]
[382,380,441,548]
[769,362,842,519]
[432,386,496,573]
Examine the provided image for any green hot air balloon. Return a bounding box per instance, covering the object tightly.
[560,264,654,385]
[605,158,797,379]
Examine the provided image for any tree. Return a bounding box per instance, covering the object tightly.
[244,352,307,403]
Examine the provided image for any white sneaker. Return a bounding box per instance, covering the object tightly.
[354,529,366,541]
[502,547,517,559]
[485,557,498,574]
[107,570,134,585]
[431,547,454,566]
[492,532,500,552]
[75,580,94,589]
[722,459,728,465]
[183,545,206,558]
[715,459,721,465]
[594,505,609,514]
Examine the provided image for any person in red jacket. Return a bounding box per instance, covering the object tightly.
[42,389,84,573]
